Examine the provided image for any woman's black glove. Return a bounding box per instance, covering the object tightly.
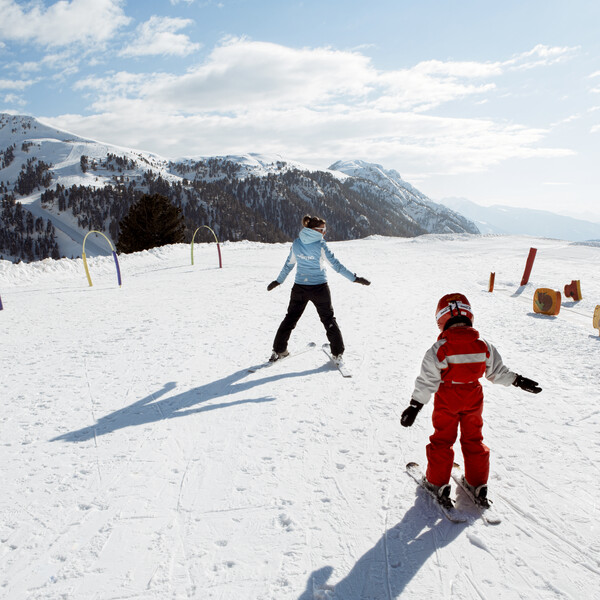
[354,276,371,286]
[513,374,542,394]
[267,281,280,291]
[401,399,423,427]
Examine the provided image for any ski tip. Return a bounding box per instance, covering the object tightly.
[308,341,317,347]
[406,461,419,469]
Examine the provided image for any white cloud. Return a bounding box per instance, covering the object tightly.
[3,93,27,106]
[78,37,505,114]
[592,125,600,134]
[74,72,149,97]
[0,78,35,91]
[551,114,581,127]
[412,59,503,79]
[72,40,579,116]
[120,16,201,58]
[52,39,575,177]
[8,51,82,82]
[0,0,130,47]
[374,69,496,112]
[80,38,374,112]
[12,62,42,74]
[47,104,574,178]
[506,44,579,70]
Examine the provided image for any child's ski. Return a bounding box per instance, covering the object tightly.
[406,462,466,523]
[451,463,501,525]
[322,344,352,377]
[248,342,317,373]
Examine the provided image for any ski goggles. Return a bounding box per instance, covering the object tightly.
[436,301,472,321]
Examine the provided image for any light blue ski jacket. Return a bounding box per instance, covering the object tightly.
[275,227,356,285]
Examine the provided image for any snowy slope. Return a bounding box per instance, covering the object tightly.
[0,114,178,260]
[0,113,172,192]
[1,235,600,599]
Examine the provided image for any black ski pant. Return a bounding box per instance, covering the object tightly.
[273,283,345,356]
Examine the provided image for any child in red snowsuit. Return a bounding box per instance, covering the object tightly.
[400,293,541,505]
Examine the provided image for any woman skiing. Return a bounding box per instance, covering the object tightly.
[400,293,542,508]
[267,214,370,365]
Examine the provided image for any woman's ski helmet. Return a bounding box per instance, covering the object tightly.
[435,293,474,331]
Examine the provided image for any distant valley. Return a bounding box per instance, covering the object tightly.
[440,196,600,242]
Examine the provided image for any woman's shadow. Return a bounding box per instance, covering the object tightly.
[51,364,328,443]
[297,492,466,599]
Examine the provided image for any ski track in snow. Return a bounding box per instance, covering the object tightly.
[1,235,599,599]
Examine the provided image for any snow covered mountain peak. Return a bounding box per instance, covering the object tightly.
[175,152,346,181]
[329,159,427,201]
[330,159,404,182]
[0,113,88,144]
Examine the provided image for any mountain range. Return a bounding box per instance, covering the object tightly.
[0,113,477,262]
[440,196,600,242]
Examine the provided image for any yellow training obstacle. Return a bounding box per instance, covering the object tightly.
[82,230,122,287]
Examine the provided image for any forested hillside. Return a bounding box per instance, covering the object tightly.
[0,113,478,262]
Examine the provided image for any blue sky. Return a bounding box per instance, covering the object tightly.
[1,0,600,220]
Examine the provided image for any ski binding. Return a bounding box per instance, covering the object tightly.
[406,462,466,523]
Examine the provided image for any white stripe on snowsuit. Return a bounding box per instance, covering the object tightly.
[444,353,489,364]
[411,335,517,406]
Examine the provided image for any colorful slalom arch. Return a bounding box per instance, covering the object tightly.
[82,230,122,287]
[191,225,222,268]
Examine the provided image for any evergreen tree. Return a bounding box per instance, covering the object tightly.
[116,193,185,254]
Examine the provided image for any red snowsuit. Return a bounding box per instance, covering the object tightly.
[411,325,516,488]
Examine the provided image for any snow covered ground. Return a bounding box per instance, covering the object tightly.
[1,234,599,600]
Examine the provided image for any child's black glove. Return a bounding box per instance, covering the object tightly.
[354,276,371,286]
[513,374,542,394]
[401,399,423,427]
[267,281,280,291]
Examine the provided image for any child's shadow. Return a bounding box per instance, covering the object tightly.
[51,365,327,443]
[297,492,466,599]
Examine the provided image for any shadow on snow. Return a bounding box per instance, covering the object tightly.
[297,492,466,599]
[51,364,328,443]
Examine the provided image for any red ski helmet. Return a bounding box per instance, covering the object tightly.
[435,293,474,331]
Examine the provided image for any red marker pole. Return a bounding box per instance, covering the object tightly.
[520,248,537,286]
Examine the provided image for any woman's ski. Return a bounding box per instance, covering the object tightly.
[247,342,317,373]
[322,344,352,377]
